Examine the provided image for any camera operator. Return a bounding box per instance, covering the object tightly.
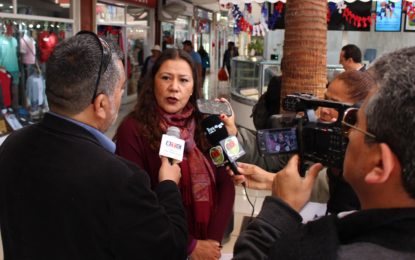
[318,70,376,214]
[231,47,415,259]
[223,70,376,214]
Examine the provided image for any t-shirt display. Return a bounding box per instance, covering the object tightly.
[38,31,58,63]
[0,35,19,72]
[0,20,68,118]
[20,34,36,65]
[0,69,12,108]
[26,73,47,111]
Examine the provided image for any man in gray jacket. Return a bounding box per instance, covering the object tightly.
[232,46,415,259]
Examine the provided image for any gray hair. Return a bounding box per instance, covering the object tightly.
[366,46,415,198]
[45,33,124,114]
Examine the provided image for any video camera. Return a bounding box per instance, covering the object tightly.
[257,93,352,170]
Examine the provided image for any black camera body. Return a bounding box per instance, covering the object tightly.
[257,93,352,169]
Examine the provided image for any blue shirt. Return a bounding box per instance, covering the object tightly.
[48,112,116,154]
[190,51,202,64]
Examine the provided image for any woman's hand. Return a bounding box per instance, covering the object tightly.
[190,239,221,260]
[158,156,181,184]
[226,162,275,190]
[215,98,237,136]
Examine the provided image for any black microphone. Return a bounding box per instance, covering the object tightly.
[159,126,185,165]
[202,115,244,175]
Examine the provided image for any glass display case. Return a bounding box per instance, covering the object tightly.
[230,57,344,130]
[231,57,281,106]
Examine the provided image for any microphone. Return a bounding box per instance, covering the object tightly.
[159,126,185,165]
[202,115,245,175]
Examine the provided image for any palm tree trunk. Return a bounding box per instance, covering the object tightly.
[282,0,327,101]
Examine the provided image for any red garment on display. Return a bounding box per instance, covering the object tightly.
[5,24,13,36]
[0,70,12,107]
[38,31,58,63]
[98,26,124,52]
[58,30,65,40]
[127,57,132,79]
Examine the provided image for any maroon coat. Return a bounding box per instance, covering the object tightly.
[115,116,235,252]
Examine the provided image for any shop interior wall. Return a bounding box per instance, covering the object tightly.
[266,29,415,66]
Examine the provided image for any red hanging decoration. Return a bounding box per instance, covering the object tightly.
[246,3,252,13]
[275,2,284,13]
[327,8,331,23]
[404,1,415,20]
[342,7,371,29]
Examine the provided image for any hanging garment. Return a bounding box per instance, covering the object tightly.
[38,31,58,63]
[0,35,19,73]
[0,69,12,107]
[26,73,46,111]
[20,34,36,65]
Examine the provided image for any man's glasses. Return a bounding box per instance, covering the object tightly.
[342,107,376,139]
[76,31,112,103]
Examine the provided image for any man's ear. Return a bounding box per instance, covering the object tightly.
[365,143,399,184]
[92,93,108,120]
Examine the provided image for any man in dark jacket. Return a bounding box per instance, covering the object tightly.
[0,32,187,260]
[232,46,415,259]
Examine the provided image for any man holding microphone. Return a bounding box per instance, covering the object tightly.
[0,32,187,260]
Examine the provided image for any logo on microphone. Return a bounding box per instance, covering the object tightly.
[220,136,246,161]
[159,134,185,162]
[165,141,182,150]
[209,146,225,166]
[205,122,225,135]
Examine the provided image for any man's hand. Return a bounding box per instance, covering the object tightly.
[272,155,323,212]
[190,239,221,260]
[216,98,237,136]
[227,162,275,190]
[158,156,181,184]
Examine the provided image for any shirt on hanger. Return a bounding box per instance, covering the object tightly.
[20,34,36,65]
[0,35,19,72]
[0,69,12,107]
[38,31,58,63]
[26,73,45,108]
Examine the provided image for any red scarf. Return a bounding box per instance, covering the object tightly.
[158,105,216,238]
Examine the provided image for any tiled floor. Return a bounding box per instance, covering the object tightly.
[221,186,271,255]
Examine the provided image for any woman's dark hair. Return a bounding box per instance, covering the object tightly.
[130,48,208,151]
[334,70,375,103]
[198,46,208,58]
[251,75,282,130]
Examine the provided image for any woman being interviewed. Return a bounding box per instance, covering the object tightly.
[115,48,234,260]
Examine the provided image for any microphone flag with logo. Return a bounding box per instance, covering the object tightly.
[201,115,245,174]
[159,126,185,164]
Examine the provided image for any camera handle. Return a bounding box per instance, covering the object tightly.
[296,117,307,177]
